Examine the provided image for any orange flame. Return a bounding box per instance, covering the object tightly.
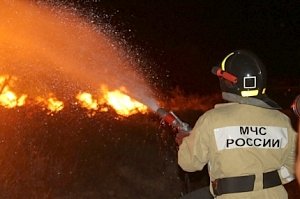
[0,75,27,108]
[99,86,148,117]
[0,75,148,116]
[36,95,64,114]
[0,88,27,108]
[76,92,99,111]
[76,86,148,117]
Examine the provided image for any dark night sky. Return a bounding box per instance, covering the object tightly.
[63,0,300,95]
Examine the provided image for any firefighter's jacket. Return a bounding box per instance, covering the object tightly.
[178,103,297,199]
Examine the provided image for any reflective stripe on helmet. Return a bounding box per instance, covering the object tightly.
[221,52,234,71]
[241,90,259,97]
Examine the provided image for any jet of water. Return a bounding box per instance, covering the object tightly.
[0,1,159,111]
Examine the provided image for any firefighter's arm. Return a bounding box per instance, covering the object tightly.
[279,128,297,184]
[175,131,190,146]
[178,114,210,172]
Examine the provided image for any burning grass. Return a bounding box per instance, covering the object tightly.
[0,74,151,118]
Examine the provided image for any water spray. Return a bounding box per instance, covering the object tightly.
[156,108,191,134]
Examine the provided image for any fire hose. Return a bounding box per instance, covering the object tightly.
[156,108,192,134]
[156,108,213,198]
[156,108,192,195]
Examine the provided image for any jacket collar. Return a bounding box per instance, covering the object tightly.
[222,92,280,109]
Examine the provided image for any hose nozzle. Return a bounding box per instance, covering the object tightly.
[156,108,191,133]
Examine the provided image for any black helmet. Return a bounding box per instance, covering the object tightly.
[212,50,280,109]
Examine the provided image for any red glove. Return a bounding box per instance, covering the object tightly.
[175,131,190,146]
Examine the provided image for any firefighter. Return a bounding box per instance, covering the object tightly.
[297,122,300,184]
[291,95,300,184]
[176,50,297,198]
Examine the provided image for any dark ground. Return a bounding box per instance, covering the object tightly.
[0,105,184,199]
[0,98,299,199]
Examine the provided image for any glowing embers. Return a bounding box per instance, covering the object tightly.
[0,75,27,108]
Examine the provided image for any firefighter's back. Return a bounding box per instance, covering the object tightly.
[206,103,296,199]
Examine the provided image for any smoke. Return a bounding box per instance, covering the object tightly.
[0,0,158,110]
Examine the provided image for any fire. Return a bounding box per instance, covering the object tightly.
[0,88,27,108]
[99,86,148,117]
[76,92,99,111]
[76,86,149,117]
[47,97,64,113]
[36,96,64,114]
[0,75,27,108]
[0,75,148,116]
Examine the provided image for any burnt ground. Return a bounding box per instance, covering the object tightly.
[0,106,299,198]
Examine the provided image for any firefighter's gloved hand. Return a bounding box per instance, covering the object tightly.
[175,131,189,146]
